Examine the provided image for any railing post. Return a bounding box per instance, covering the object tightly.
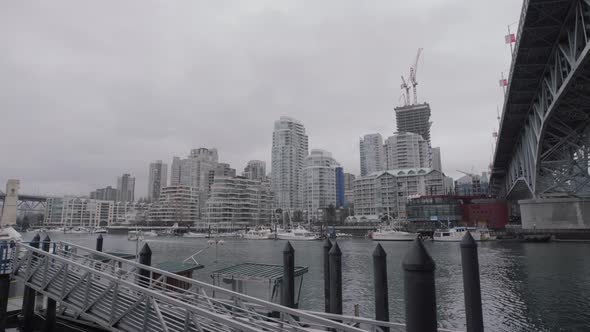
[329,242,342,315]
[138,243,152,287]
[281,241,295,308]
[461,232,484,332]
[96,234,103,252]
[373,243,389,332]
[402,239,437,332]
[42,235,56,332]
[323,239,332,313]
[22,234,41,332]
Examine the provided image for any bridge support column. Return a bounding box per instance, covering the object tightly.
[0,180,19,227]
[520,197,590,229]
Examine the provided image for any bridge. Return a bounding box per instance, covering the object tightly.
[0,180,49,226]
[491,0,590,229]
[9,240,417,332]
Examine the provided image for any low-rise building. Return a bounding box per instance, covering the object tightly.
[44,197,113,227]
[205,177,273,226]
[148,186,200,226]
[353,168,445,219]
[406,195,508,229]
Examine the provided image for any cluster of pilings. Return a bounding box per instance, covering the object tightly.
[280,233,484,332]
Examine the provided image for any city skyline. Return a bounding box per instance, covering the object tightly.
[0,0,520,196]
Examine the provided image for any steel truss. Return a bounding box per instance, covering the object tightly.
[11,241,412,332]
[504,0,590,198]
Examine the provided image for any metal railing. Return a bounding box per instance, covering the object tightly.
[11,241,390,332]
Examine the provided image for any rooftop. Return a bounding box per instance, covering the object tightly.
[211,263,308,282]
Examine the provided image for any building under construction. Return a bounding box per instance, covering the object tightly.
[394,102,432,145]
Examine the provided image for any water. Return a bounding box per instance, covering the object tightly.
[25,233,590,331]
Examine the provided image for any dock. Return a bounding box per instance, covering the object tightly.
[6,240,401,331]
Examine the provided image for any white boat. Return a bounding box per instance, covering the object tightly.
[184,231,208,238]
[433,227,493,242]
[243,228,273,240]
[144,230,158,237]
[127,230,144,241]
[93,227,107,234]
[48,227,67,233]
[69,227,90,234]
[335,232,353,238]
[277,226,319,241]
[370,228,418,241]
[213,232,241,238]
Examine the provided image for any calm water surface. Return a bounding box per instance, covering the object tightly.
[24,233,590,331]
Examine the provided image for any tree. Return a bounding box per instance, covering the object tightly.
[292,210,303,223]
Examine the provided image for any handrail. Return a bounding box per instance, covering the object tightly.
[26,241,370,332]
[16,243,262,332]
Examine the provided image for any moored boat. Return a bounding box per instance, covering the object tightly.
[184,231,208,238]
[277,226,319,241]
[243,228,273,240]
[370,228,418,241]
[93,227,107,234]
[127,230,144,241]
[433,227,493,242]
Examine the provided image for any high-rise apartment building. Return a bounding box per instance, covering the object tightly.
[335,167,345,208]
[215,163,236,178]
[359,134,385,176]
[343,173,356,207]
[170,148,235,219]
[148,160,168,201]
[344,173,356,191]
[431,147,442,171]
[301,149,340,220]
[384,132,430,169]
[271,116,309,211]
[90,186,117,201]
[394,103,432,146]
[243,160,267,181]
[178,148,219,191]
[170,156,181,185]
[205,177,273,225]
[116,173,135,203]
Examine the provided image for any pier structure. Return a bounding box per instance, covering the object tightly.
[8,240,413,332]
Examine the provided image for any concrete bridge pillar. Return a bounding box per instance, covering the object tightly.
[519,197,590,229]
[0,180,19,227]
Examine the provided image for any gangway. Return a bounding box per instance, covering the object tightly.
[10,241,398,332]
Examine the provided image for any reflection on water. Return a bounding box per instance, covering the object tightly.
[24,233,590,331]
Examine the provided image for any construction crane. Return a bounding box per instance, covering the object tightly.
[400,75,411,106]
[409,48,423,105]
[457,169,478,178]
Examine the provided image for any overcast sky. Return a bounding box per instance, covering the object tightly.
[0,0,522,197]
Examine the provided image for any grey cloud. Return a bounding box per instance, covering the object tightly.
[1,0,521,196]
